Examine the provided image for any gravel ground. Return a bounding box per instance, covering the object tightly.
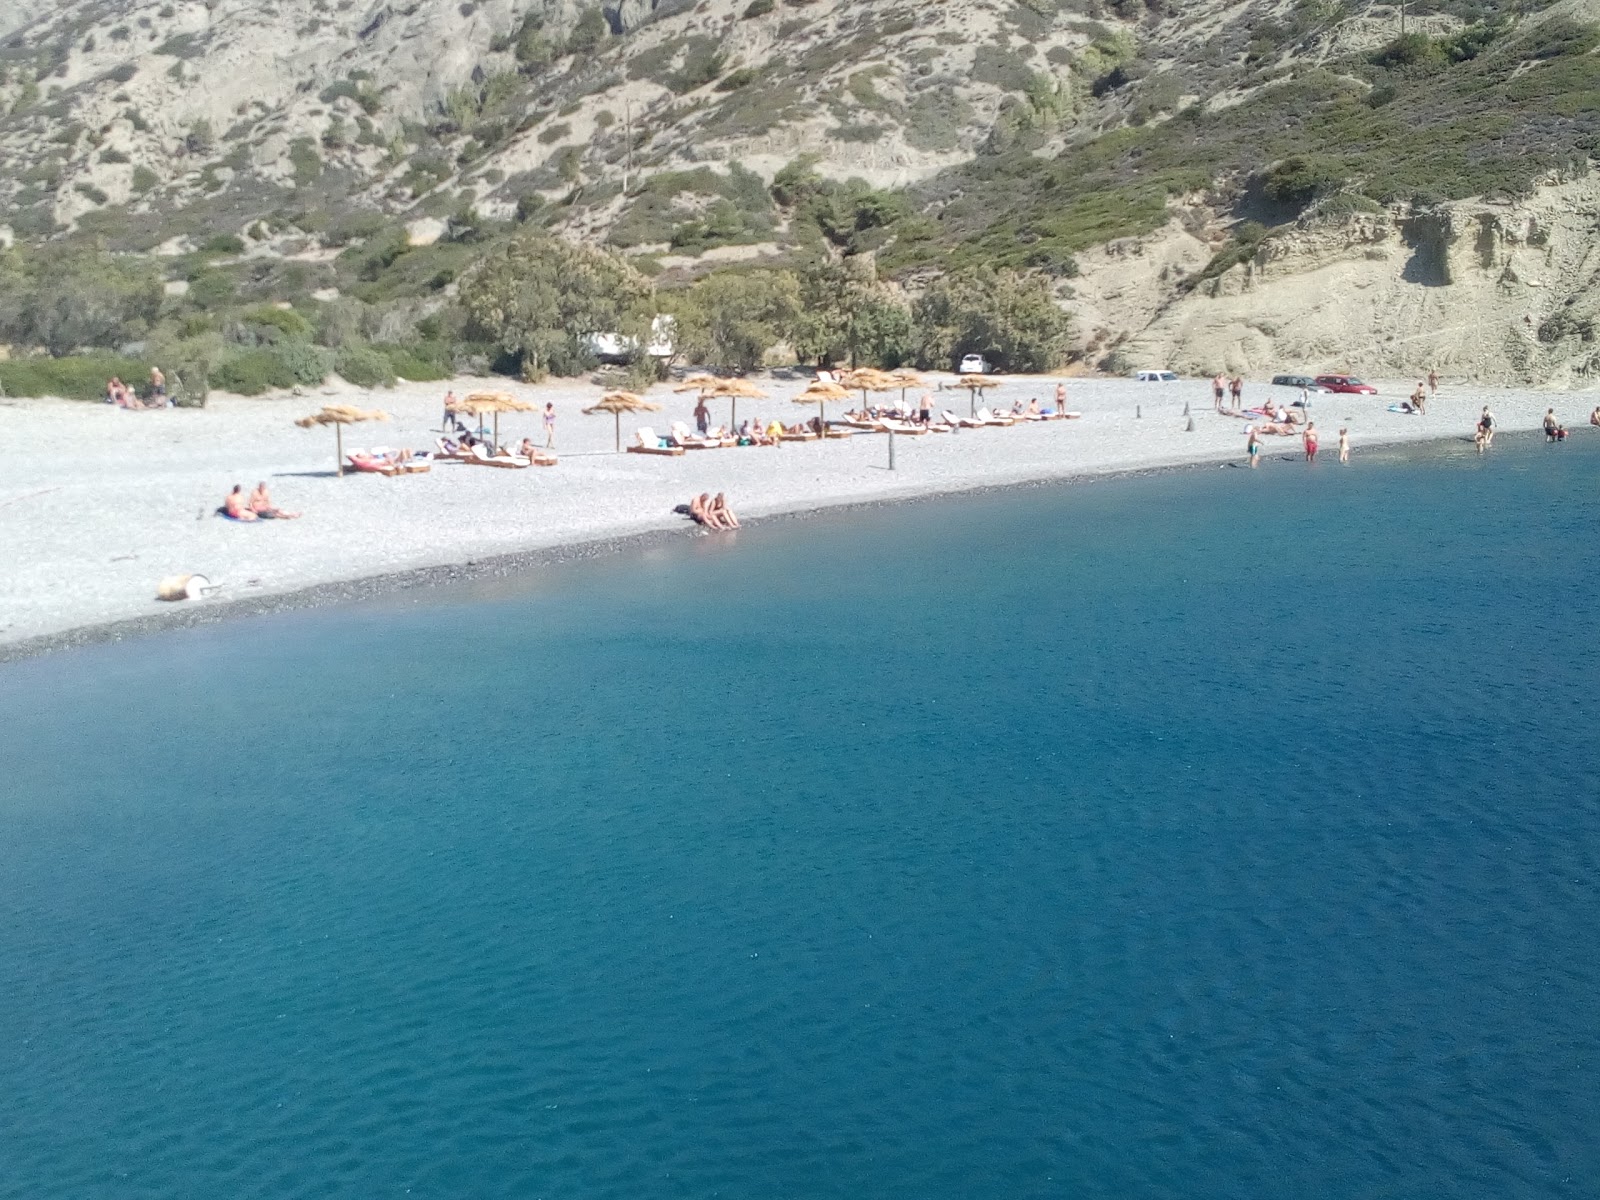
[1,372,1590,652]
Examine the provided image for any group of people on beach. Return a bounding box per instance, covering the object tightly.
[683,492,739,530]
[105,368,168,410]
[220,483,299,521]
[1246,422,1347,468]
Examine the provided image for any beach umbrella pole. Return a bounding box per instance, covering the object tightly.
[336,423,343,477]
[888,428,895,471]
[614,412,622,453]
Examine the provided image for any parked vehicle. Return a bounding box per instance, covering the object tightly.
[1134,369,1179,382]
[1313,374,1378,395]
[958,354,990,374]
[1272,374,1332,392]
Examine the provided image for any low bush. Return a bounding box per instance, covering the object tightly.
[209,343,331,395]
[375,342,454,381]
[0,354,151,401]
[334,344,398,388]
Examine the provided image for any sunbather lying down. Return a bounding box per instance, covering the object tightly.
[679,492,740,531]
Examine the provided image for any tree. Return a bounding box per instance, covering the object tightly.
[459,234,651,378]
[0,245,163,356]
[789,255,913,368]
[666,270,800,374]
[914,267,1071,373]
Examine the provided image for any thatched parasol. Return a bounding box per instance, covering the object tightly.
[793,381,852,434]
[675,374,768,428]
[584,390,664,452]
[295,404,391,476]
[884,368,926,407]
[953,374,1001,416]
[838,367,898,411]
[450,390,536,448]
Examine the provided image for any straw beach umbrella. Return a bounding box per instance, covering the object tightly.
[450,391,535,449]
[585,390,663,452]
[675,375,767,429]
[294,404,391,476]
[838,367,898,413]
[794,380,851,433]
[954,374,1000,416]
[885,368,926,408]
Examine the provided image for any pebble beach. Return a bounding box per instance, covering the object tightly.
[1,372,1590,653]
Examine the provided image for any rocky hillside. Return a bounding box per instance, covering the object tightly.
[1,0,1598,385]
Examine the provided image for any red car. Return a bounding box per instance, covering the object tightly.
[1314,374,1378,395]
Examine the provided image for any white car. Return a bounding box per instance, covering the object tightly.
[1134,369,1179,382]
[958,354,990,374]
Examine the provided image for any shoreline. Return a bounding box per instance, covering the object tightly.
[1,373,1585,663]
[0,450,1234,665]
[0,428,1512,665]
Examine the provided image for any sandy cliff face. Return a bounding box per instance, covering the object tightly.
[1092,172,1600,388]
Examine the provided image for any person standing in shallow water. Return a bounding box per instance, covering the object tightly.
[1246,426,1262,468]
[1304,421,1319,462]
[1478,406,1495,447]
[1543,408,1559,441]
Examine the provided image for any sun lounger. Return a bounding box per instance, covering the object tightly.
[779,426,819,442]
[669,421,725,450]
[879,419,929,435]
[1041,409,1082,420]
[462,443,530,469]
[627,427,686,456]
[943,409,988,429]
[974,407,1015,427]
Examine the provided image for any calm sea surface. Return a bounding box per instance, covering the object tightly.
[3,435,1598,1199]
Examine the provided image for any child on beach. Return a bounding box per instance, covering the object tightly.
[1246,426,1262,468]
[1338,427,1349,464]
[543,402,556,448]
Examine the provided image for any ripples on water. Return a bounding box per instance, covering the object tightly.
[3,435,1598,1199]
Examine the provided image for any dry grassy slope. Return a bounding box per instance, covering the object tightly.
[0,0,1328,235]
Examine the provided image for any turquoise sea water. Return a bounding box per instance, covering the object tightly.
[3,435,1599,1199]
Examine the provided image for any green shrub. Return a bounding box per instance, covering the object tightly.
[210,343,331,394]
[0,354,151,401]
[717,66,759,92]
[743,0,774,15]
[238,304,313,340]
[202,233,246,256]
[131,165,158,193]
[375,342,454,381]
[334,344,398,387]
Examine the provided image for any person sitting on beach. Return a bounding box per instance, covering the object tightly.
[766,418,785,442]
[1556,425,1568,442]
[248,482,300,520]
[709,493,739,529]
[1590,405,1600,428]
[222,484,258,521]
[689,492,732,531]
[1026,398,1041,418]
